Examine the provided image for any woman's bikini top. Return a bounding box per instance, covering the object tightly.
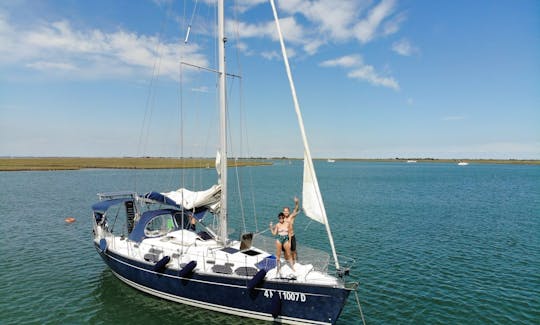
[276,222,289,236]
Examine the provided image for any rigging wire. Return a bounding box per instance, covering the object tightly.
[180,0,217,192]
[181,0,205,192]
[178,1,222,232]
[178,2,218,234]
[354,290,368,325]
[231,0,259,233]
[134,1,175,191]
[227,77,247,233]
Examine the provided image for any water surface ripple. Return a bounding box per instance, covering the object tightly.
[1,163,538,324]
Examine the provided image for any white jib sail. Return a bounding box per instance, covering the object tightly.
[302,152,326,224]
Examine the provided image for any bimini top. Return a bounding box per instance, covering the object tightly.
[92,197,134,214]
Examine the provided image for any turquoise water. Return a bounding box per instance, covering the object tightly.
[1,162,539,324]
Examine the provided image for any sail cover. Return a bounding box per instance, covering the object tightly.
[302,153,327,225]
[153,185,221,214]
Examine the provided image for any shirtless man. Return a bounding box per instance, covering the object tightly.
[283,196,300,264]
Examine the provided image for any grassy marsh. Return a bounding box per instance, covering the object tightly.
[0,157,271,171]
[1,157,537,171]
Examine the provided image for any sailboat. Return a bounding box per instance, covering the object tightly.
[91,1,357,324]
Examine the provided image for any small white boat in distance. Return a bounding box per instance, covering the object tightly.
[327,159,336,163]
[458,161,469,166]
[406,160,417,163]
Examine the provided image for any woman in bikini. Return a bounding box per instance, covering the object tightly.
[269,212,295,272]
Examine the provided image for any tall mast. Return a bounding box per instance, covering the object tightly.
[217,0,228,245]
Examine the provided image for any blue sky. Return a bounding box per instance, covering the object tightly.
[0,0,538,159]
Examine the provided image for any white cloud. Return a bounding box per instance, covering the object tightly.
[0,1,408,89]
[228,19,274,39]
[303,38,324,55]
[191,86,209,93]
[320,54,400,90]
[234,0,268,14]
[277,16,308,44]
[279,0,362,41]
[320,54,362,68]
[221,1,408,90]
[261,50,281,60]
[25,61,78,71]
[151,0,174,7]
[348,65,399,90]
[0,13,208,80]
[237,0,406,56]
[229,16,308,55]
[234,41,256,56]
[383,11,406,36]
[392,38,419,56]
[353,0,398,43]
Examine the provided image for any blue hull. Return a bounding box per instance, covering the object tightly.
[95,244,351,324]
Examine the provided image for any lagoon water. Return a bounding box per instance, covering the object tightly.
[1,162,539,324]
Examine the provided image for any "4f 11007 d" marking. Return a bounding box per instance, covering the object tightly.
[263,289,307,302]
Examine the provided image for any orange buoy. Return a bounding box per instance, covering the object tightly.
[65,217,76,223]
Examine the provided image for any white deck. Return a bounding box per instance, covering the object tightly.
[96,229,341,286]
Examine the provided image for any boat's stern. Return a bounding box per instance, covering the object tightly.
[91,191,140,244]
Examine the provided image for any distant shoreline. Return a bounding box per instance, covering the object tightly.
[0,157,271,171]
[0,157,538,171]
[326,158,540,165]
